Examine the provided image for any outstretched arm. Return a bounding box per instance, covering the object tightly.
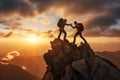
[71,24,76,29]
[65,23,71,26]
[66,23,75,29]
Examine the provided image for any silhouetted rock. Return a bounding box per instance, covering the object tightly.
[43,39,120,80]
[0,63,40,80]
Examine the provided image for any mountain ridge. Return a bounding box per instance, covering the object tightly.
[0,62,40,80]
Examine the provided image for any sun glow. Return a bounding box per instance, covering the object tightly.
[26,35,40,44]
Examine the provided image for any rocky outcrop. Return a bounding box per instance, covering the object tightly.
[43,39,120,80]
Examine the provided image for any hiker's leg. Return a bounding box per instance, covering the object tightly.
[58,29,62,39]
[63,29,67,40]
[79,32,87,43]
[73,32,78,44]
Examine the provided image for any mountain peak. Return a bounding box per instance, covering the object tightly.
[43,38,120,80]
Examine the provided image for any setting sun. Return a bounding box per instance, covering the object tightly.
[27,35,40,44]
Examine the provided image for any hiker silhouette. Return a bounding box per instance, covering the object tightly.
[71,21,87,44]
[57,18,71,40]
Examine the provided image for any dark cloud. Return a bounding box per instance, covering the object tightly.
[0,0,120,37]
[0,0,34,16]
[29,0,120,31]
[40,30,56,38]
[0,0,120,22]
[109,6,120,19]
[83,28,120,37]
[1,0,119,16]
[84,30,101,37]
[30,0,56,13]
[0,18,21,29]
[103,29,120,37]
[85,15,117,30]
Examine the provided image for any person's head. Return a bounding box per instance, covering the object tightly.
[74,21,77,24]
[59,18,63,21]
[64,19,67,22]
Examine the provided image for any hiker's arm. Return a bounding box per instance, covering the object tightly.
[65,23,71,26]
[66,23,75,28]
[71,25,76,29]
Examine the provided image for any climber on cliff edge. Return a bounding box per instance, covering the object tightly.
[57,18,71,40]
[71,21,87,44]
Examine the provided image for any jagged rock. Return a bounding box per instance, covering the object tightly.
[44,39,82,66]
[71,59,90,80]
[88,56,120,80]
[63,56,120,80]
[43,39,120,80]
[78,43,95,58]
[63,59,89,80]
[42,66,53,80]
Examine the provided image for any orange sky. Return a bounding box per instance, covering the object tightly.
[0,37,120,56]
[0,0,120,56]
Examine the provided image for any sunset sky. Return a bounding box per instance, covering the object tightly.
[0,0,120,55]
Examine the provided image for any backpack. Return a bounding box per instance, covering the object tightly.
[78,23,84,31]
[57,18,64,27]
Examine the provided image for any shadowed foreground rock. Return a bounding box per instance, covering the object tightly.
[43,39,120,80]
[0,62,40,80]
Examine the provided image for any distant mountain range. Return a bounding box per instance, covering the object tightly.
[0,63,40,80]
[96,50,120,68]
[0,50,120,79]
[11,55,46,79]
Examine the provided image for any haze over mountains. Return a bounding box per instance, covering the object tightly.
[0,50,120,79]
[0,63,40,80]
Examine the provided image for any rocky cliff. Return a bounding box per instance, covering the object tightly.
[43,39,120,80]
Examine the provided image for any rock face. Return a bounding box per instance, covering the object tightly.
[0,63,40,80]
[43,39,120,80]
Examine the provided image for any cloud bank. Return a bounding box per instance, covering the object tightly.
[0,0,120,37]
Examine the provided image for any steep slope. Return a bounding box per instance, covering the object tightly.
[0,62,40,80]
[96,51,120,68]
